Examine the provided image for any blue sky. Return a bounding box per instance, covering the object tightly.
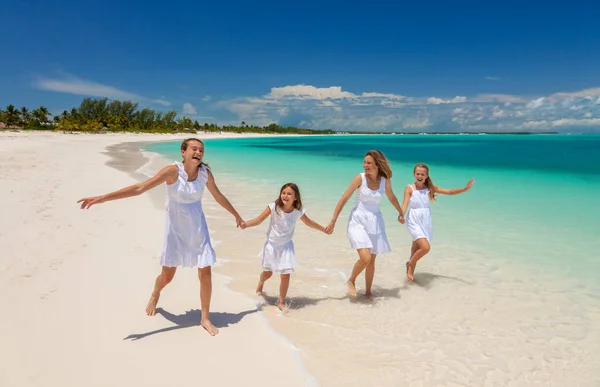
[1,0,599,132]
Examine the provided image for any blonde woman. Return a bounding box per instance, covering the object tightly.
[325,150,404,298]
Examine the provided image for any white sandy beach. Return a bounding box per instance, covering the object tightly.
[2,131,599,387]
[0,131,314,387]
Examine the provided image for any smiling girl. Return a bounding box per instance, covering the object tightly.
[242,182,330,311]
[400,163,474,281]
[77,138,245,336]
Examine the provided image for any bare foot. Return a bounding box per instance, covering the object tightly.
[145,293,160,316]
[347,280,358,297]
[200,319,219,336]
[406,262,415,281]
[365,292,375,300]
[255,281,265,294]
[277,301,288,313]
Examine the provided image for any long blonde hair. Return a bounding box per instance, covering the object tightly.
[414,163,436,201]
[365,150,392,179]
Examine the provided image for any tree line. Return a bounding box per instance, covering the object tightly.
[0,98,336,135]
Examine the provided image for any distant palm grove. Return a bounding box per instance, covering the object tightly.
[0,97,335,135]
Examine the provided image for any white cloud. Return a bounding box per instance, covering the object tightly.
[472,94,526,103]
[485,76,500,81]
[35,75,141,100]
[153,98,171,106]
[427,96,466,104]
[34,74,171,107]
[268,85,357,100]
[183,102,197,115]
[202,95,211,102]
[213,83,600,132]
[526,98,545,109]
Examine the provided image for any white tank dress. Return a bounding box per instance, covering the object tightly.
[346,173,391,254]
[260,202,305,274]
[405,184,433,242]
[158,162,216,268]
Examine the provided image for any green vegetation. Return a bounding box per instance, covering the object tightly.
[0,97,336,135]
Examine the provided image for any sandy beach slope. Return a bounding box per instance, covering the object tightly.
[0,131,314,387]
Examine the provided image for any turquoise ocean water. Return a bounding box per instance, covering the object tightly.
[146,134,600,295]
[145,134,600,385]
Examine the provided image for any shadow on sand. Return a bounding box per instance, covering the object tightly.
[410,272,474,289]
[258,285,407,309]
[123,307,260,341]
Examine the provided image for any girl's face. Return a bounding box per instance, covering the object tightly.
[181,141,204,165]
[363,155,378,175]
[280,187,297,207]
[414,167,429,183]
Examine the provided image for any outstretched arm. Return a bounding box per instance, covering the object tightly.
[434,178,475,196]
[244,206,271,228]
[206,169,244,227]
[325,174,362,233]
[77,164,178,209]
[300,214,329,234]
[384,179,405,223]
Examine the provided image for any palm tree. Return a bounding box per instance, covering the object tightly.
[32,106,51,127]
[20,106,31,126]
[4,105,20,127]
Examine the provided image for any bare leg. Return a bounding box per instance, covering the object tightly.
[278,274,291,311]
[365,254,377,298]
[256,270,273,294]
[198,266,218,336]
[407,238,430,281]
[406,241,419,277]
[347,248,372,297]
[146,266,176,316]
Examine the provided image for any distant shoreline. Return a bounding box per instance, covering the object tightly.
[0,128,572,136]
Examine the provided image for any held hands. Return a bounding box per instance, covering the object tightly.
[236,216,247,229]
[324,220,335,234]
[77,196,105,209]
[398,214,405,224]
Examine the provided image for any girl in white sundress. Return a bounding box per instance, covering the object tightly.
[325,150,405,298]
[242,183,330,311]
[77,138,245,336]
[400,163,474,281]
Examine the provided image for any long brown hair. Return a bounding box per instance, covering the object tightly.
[181,138,209,169]
[414,163,436,201]
[365,150,392,179]
[274,183,303,214]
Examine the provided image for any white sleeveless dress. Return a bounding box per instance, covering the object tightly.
[405,184,433,242]
[260,202,304,274]
[158,162,216,268]
[346,173,391,254]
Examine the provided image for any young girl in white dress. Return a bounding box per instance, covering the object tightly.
[325,150,405,298]
[400,163,474,281]
[242,183,330,311]
[77,138,245,336]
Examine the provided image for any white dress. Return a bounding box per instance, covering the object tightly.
[260,202,305,274]
[346,173,391,254]
[405,184,433,242]
[158,162,216,268]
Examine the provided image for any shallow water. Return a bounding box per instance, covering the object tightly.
[145,135,600,386]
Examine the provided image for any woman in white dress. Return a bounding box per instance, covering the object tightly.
[400,163,474,281]
[325,150,405,298]
[77,138,244,336]
[242,183,329,311]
